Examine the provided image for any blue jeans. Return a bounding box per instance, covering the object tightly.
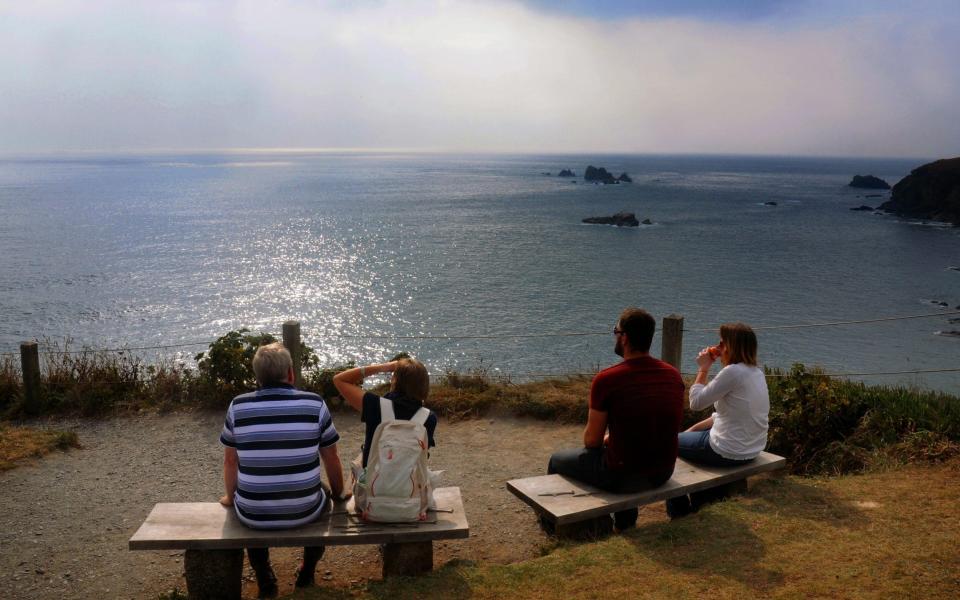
[547,447,670,530]
[677,429,754,467]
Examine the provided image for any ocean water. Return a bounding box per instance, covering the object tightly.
[0,152,957,392]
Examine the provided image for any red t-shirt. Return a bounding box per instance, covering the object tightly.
[590,356,684,478]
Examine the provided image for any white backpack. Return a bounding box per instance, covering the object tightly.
[353,398,432,523]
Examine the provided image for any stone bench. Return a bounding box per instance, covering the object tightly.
[507,452,786,537]
[129,487,469,599]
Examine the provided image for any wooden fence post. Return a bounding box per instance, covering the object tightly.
[661,314,684,372]
[20,341,41,415]
[282,320,302,387]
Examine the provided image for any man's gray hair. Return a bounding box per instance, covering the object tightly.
[252,342,293,386]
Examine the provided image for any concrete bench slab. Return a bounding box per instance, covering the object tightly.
[130,486,469,550]
[507,451,786,528]
[130,487,469,597]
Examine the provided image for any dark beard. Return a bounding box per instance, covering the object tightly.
[614,338,624,357]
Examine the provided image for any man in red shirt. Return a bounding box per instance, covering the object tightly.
[548,307,685,530]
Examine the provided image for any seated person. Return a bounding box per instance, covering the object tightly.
[666,322,770,517]
[219,343,347,597]
[547,308,685,531]
[333,358,438,470]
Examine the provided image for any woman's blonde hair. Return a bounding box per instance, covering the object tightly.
[392,358,430,403]
[720,323,758,367]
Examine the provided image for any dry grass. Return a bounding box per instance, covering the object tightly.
[292,459,960,600]
[0,424,80,471]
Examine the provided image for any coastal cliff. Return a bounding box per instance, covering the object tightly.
[879,157,960,225]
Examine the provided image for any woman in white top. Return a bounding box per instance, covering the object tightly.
[666,323,769,517]
[681,322,769,465]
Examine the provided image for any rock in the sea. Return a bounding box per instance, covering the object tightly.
[584,166,619,184]
[541,172,552,176]
[849,175,891,189]
[763,201,778,206]
[879,157,960,226]
[582,211,640,227]
[641,218,653,225]
[936,330,960,338]
[850,205,874,211]
[617,172,633,183]
[557,169,575,177]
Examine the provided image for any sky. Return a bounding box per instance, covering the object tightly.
[1,0,959,157]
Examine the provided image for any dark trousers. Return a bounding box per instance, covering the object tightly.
[547,447,670,530]
[247,545,325,577]
[245,491,332,584]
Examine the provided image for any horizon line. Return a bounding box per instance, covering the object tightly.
[0,146,944,162]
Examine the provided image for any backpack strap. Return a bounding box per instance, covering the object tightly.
[410,407,431,426]
[379,397,396,423]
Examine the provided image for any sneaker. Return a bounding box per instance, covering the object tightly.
[256,582,278,599]
[294,565,316,588]
[253,565,278,598]
[665,495,692,519]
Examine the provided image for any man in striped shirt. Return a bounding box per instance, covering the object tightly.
[219,342,346,596]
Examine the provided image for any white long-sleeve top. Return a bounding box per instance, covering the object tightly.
[689,363,769,460]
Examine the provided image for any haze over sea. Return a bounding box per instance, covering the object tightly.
[1,152,957,392]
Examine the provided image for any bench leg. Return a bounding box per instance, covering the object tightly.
[727,478,748,496]
[184,549,243,600]
[381,541,433,577]
[555,515,613,540]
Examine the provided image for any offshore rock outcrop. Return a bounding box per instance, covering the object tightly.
[557,169,575,177]
[582,211,640,227]
[584,166,617,184]
[879,157,960,226]
[849,175,891,189]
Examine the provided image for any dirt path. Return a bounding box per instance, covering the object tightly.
[0,411,675,599]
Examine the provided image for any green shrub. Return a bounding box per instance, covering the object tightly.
[194,329,319,407]
[303,361,355,408]
[766,364,960,474]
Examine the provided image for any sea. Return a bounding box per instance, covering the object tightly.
[0,152,957,393]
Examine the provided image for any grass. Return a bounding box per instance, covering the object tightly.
[0,424,80,471]
[285,459,960,600]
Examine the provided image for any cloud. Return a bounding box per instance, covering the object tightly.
[1,0,958,157]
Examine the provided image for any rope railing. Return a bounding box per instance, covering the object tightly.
[4,309,958,356]
[20,366,960,388]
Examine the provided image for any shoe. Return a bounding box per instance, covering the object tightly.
[253,565,278,598]
[294,565,315,588]
[665,495,692,519]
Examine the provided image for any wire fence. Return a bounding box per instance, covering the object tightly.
[3,309,959,381]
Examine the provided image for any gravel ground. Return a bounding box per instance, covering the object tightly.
[0,410,671,599]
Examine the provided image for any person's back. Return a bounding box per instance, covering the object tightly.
[594,355,684,481]
[219,342,347,595]
[221,383,339,528]
[548,307,684,532]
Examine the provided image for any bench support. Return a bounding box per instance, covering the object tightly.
[555,515,613,540]
[382,541,433,577]
[184,549,243,600]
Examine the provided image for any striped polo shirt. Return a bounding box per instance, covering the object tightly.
[220,384,340,529]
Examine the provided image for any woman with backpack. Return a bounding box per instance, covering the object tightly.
[334,358,438,521]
